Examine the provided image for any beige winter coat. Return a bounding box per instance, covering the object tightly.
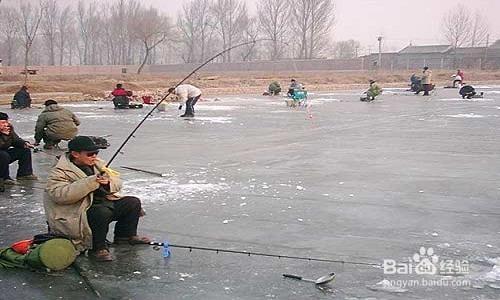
[422,69,432,85]
[174,84,202,101]
[44,154,122,252]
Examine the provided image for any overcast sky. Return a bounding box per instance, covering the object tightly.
[143,0,500,53]
[3,0,500,53]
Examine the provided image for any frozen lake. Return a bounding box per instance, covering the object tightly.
[1,86,499,299]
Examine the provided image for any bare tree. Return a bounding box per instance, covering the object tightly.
[332,39,360,58]
[470,11,489,47]
[76,0,103,65]
[18,0,45,81]
[257,0,289,60]
[106,0,139,65]
[177,0,199,63]
[41,0,58,65]
[131,6,171,74]
[56,4,72,65]
[196,0,215,62]
[211,0,248,62]
[0,8,21,66]
[441,4,472,50]
[177,0,218,63]
[290,0,311,59]
[239,16,259,61]
[308,0,335,58]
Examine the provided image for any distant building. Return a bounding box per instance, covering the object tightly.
[361,40,500,70]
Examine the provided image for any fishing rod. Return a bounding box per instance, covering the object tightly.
[106,39,263,168]
[120,166,168,177]
[150,242,380,267]
[72,262,102,298]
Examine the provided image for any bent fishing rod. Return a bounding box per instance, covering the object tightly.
[106,39,262,167]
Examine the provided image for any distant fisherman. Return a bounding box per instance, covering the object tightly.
[169,84,202,118]
[360,80,382,102]
[421,66,432,96]
[12,86,32,109]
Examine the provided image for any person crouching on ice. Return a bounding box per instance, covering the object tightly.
[44,136,150,262]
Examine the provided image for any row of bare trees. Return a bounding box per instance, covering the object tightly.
[441,4,490,50]
[0,0,336,71]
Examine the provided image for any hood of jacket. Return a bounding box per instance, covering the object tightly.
[43,104,63,113]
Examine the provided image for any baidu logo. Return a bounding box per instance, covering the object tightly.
[412,247,439,275]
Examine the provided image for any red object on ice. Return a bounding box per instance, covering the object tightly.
[142,95,153,104]
[11,239,33,254]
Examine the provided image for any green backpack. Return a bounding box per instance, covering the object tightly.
[0,238,77,271]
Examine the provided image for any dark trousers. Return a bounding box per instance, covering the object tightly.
[42,131,62,146]
[184,95,201,116]
[0,148,33,179]
[113,96,130,109]
[86,196,142,250]
[423,84,431,96]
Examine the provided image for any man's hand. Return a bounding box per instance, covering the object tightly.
[96,174,110,185]
[24,142,34,149]
[34,142,40,147]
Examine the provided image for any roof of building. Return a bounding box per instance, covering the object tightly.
[399,45,452,54]
[453,47,488,55]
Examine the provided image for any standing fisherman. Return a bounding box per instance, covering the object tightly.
[169,84,202,118]
[420,66,433,96]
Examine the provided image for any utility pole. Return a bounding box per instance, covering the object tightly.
[377,36,383,70]
[483,34,490,69]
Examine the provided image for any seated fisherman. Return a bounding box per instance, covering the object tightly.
[44,136,150,261]
[12,86,32,109]
[0,112,37,192]
[361,80,382,101]
[410,73,421,92]
[453,69,465,88]
[111,83,130,109]
[287,79,302,97]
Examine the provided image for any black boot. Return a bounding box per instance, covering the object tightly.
[0,178,5,192]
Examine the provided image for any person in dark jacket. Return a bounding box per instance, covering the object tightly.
[12,86,32,109]
[459,85,477,99]
[34,100,80,149]
[0,112,37,191]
